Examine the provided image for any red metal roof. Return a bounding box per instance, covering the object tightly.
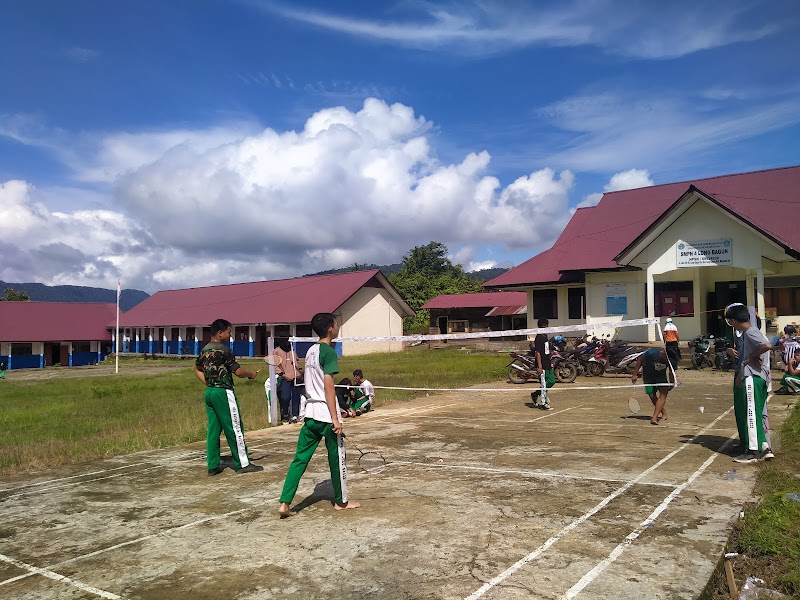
[487,165,800,287]
[421,292,527,310]
[0,302,116,342]
[118,270,413,327]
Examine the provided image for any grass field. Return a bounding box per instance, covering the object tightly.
[702,398,800,599]
[0,347,511,474]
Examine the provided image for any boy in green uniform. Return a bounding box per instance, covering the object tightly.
[725,304,774,463]
[194,318,263,475]
[278,313,360,518]
[530,318,555,410]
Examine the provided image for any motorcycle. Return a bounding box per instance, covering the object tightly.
[593,339,646,375]
[507,352,578,384]
[713,338,736,371]
[688,335,715,369]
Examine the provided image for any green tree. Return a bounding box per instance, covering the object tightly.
[0,288,30,301]
[389,242,482,334]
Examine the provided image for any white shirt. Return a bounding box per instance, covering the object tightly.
[358,379,375,407]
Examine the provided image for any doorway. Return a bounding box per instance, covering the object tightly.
[708,280,747,337]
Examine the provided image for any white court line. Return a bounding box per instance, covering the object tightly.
[562,436,736,598]
[4,466,162,499]
[0,553,121,599]
[389,461,679,489]
[464,406,734,600]
[0,508,249,588]
[2,463,146,492]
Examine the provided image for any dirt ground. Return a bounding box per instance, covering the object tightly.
[0,369,792,600]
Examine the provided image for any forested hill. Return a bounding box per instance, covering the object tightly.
[0,281,149,312]
[307,264,508,282]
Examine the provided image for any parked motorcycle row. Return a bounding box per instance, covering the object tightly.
[507,334,647,385]
[687,334,736,371]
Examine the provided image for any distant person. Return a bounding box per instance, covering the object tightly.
[351,370,375,415]
[663,318,680,370]
[632,348,673,425]
[194,318,263,476]
[777,347,800,395]
[278,313,360,518]
[275,339,304,424]
[725,304,774,463]
[0,360,6,379]
[530,318,554,410]
[336,377,357,418]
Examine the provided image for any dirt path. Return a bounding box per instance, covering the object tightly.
[0,370,791,599]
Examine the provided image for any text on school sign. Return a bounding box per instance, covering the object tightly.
[676,239,732,267]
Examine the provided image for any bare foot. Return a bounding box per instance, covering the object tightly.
[278,502,296,519]
[334,500,361,511]
[650,420,659,425]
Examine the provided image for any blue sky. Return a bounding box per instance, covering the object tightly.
[1,0,799,292]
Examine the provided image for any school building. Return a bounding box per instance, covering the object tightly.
[0,302,116,370]
[486,165,800,342]
[422,292,527,335]
[117,269,414,357]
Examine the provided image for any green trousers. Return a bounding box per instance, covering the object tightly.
[733,375,771,452]
[205,387,250,470]
[352,394,371,411]
[280,418,348,505]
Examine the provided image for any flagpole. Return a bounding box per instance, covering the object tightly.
[115,280,121,374]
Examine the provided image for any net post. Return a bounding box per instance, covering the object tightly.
[268,336,279,425]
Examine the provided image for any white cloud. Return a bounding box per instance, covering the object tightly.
[576,169,654,208]
[539,91,800,173]
[259,0,781,59]
[0,99,575,291]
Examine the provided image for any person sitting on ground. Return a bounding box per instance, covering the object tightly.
[631,348,673,425]
[777,347,800,395]
[351,369,375,415]
[336,377,357,418]
[780,325,799,367]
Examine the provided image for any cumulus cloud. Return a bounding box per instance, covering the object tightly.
[1,99,575,291]
[259,0,781,59]
[576,168,654,208]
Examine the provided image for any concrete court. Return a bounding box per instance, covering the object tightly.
[0,370,791,600]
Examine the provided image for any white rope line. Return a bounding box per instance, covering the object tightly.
[290,317,660,343]
[332,382,677,393]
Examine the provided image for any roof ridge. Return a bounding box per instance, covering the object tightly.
[602,163,800,196]
[158,269,380,293]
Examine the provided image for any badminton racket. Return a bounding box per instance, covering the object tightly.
[342,432,387,473]
[628,395,641,414]
[263,355,283,368]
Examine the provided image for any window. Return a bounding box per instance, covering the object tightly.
[654,281,694,317]
[449,320,468,333]
[533,289,558,320]
[568,288,586,320]
[765,288,800,315]
[73,342,91,353]
[11,343,33,355]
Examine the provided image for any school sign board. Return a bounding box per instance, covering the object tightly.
[676,239,732,267]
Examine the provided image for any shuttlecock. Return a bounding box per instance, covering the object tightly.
[699,406,705,413]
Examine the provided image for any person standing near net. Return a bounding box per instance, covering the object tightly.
[631,348,672,425]
[278,313,360,518]
[193,318,263,476]
[725,304,774,463]
[275,339,304,423]
[351,369,375,415]
[530,318,554,410]
[663,318,680,370]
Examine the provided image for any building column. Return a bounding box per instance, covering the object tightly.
[756,266,766,334]
[248,325,255,357]
[68,342,73,367]
[96,340,101,364]
[135,329,140,353]
[646,267,656,342]
[148,328,154,354]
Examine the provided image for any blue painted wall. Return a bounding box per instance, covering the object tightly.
[72,352,98,367]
